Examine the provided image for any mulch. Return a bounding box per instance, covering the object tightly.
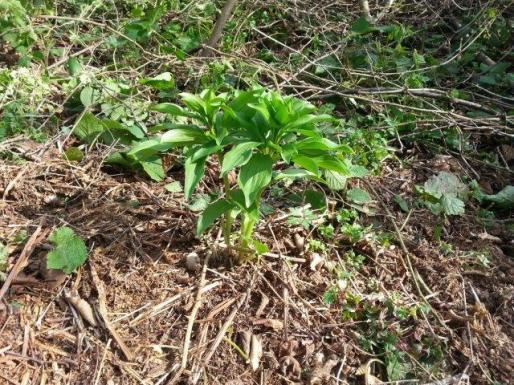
[0,140,513,385]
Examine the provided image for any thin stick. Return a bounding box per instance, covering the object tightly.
[169,253,212,385]
[93,339,112,385]
[192,290,249,384]
[0,222,47,301]
[90,263,134,361]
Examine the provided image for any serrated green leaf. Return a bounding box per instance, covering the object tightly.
[441,194,465,215]
[189,194,211,212]
[46,227,88,274]
[73,112,103,143]
[196,199,234,235]
[221,141,260,176]
[252,239,269,254]
[324,170,347,190]
[483,185,514,209]
[347,188,372,204]
[238,153,273,208]
[424,172,468,200]
[164,181,183,193]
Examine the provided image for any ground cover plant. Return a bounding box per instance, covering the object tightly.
[0,1,513,385]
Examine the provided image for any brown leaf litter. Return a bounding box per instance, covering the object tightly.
[0,141,513,385]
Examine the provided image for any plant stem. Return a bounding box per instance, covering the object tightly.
[222,173,233,253]
[239,214,256,251]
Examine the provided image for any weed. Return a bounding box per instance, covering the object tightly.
[125,88,367,258]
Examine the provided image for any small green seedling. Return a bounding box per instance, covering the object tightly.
[47,227,88,274]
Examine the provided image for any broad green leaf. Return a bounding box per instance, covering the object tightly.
[46,227,88,274]
[161,128,208,145]
[313,156,350,174]
[128,139,171,159]
[191,142,222,162]
[221,141,261,175]
[196,199,234,235]
[295,137,341,152]
[304,189,326,210]
[180,92,206,114]
[105,152,133,168]
[140,72,175,90]
[275,168,312,181]
[62,147,84,162]
[184,156,206,200]
[80,86,99,108]
[140,156,165,181]
[238,153,273,208]
[151,103,198,118]
[282,114,333,132]
[67,57,82,76]
[347,188,372,204]
[292,155,319,175]
[248,102,271,123]
[74,112,104,142]
[351,17,374,34]
[150,123,202,134]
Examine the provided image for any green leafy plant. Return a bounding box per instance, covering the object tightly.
[46,227,88,274]
[470,181,514,210]
[130,87,367,258]
[416,172,469,216]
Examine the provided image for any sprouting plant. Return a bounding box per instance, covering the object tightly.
[415,172,469,217]
[46,227,88,274]
[130,87,367,258]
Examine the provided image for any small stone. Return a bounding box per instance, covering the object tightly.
[185,252,201,272]
[294,233,304,252]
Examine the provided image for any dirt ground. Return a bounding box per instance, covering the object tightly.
[0,140,513,385]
